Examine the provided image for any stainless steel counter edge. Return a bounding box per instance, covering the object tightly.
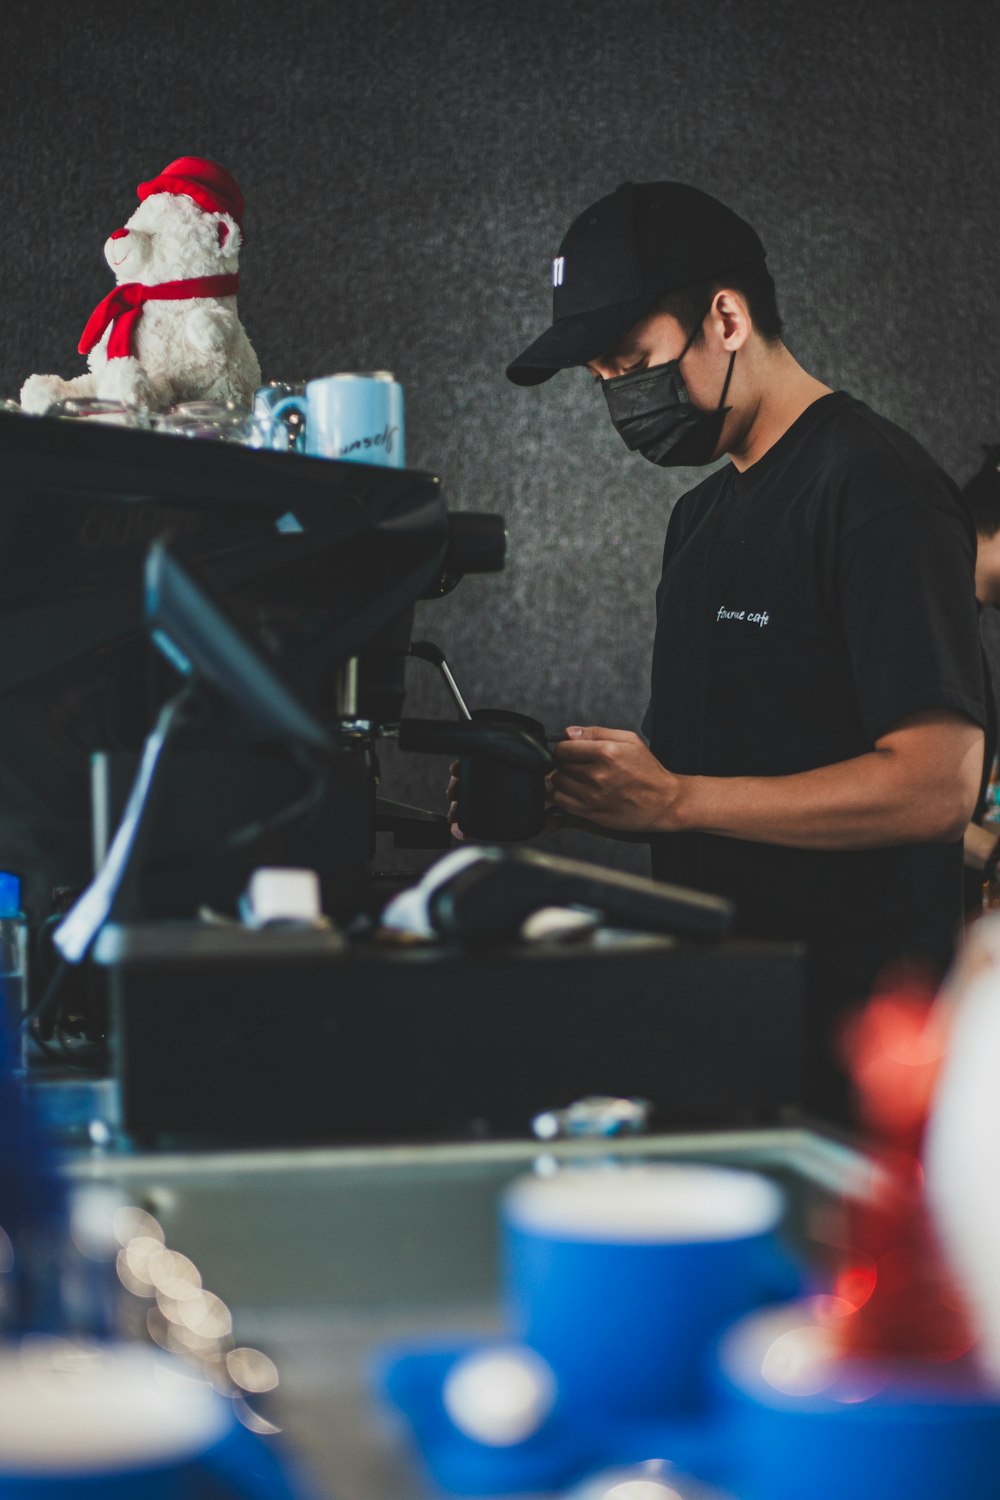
[63,1126,874,1198]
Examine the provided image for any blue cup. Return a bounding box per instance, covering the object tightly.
[0,1342,308,1498]
[713,1301,1000,1500]
[263,372,405,466]
[502,1164,797,1419]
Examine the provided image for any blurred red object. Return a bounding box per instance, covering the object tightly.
[830,966,977,1365]
[838,965,949,1151]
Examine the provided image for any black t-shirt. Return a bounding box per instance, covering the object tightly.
[962,616,998,918]
[644,390,985,1009]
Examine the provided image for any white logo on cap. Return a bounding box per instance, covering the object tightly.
[552,256,565,288]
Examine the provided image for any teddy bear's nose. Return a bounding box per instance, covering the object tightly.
[109,228,129,240]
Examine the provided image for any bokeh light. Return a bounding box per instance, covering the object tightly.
[833,1257,878,1312]
[146,1249,202,1300]
[604,1482,683,1500]
[226,1347,279,1395]
[233,1396,282,1435]
[111,1203,278,1419]
[760,1323,836,1396]
[112,1207,164,1248]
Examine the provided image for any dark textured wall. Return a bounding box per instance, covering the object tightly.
[1,0,997,870]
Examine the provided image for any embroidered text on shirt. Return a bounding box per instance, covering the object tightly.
[716,605,770,628]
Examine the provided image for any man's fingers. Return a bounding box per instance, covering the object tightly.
[564,725,639,743]
[550,784,589,815]
[551,764,596,792]
[552,759,605,797]
[555,739,623,764]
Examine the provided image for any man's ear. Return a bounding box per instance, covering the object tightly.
[214,213,242,257]
[711,288,752,351]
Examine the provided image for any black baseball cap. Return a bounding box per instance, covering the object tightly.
[505,181,766,386]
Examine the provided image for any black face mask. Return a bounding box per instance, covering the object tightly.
[601,316,737,468]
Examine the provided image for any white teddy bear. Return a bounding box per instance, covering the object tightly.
[21,156,261,414]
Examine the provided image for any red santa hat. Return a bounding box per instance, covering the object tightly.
[136,156,245,227]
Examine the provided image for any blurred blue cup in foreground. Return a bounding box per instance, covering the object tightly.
[0,1340,267,1498]
[502,1164,797,1419]
[261,372,404,466]
[714,1300,1000,1500]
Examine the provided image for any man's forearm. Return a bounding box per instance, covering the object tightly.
[551,714,983,849]
[669,747,976,851]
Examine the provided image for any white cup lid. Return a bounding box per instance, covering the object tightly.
[0,1341,231,1474]
[503,1164,783,1243]
[319,370,395,382]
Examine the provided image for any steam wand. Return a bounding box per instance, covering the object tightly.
[408,641,472,720]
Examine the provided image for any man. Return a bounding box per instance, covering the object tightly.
[961,447,1000,906]
[503,181,985,1114]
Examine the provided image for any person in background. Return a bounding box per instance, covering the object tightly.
[499,181,986,1119]
[961,446,1000,913]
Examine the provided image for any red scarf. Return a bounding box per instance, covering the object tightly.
[78,274,240,360]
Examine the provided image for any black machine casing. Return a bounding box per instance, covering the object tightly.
[98,923,805,1146]
[0,409,496,923]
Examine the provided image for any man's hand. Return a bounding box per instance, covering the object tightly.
[446,760,463,839]
[551,726,684,833]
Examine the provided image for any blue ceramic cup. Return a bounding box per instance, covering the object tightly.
[0,1341,298,1498]
[502,1164,797,1419]
[264,372,405,466]
[713,1301,1000,1500]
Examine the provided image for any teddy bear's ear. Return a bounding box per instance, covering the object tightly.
[214,213,242,257]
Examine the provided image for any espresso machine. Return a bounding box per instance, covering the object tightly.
[0,408,804,1143]
[0,405,515,922]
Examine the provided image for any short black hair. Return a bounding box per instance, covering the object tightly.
[964,446,1000,539]
[653,258,784,345]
